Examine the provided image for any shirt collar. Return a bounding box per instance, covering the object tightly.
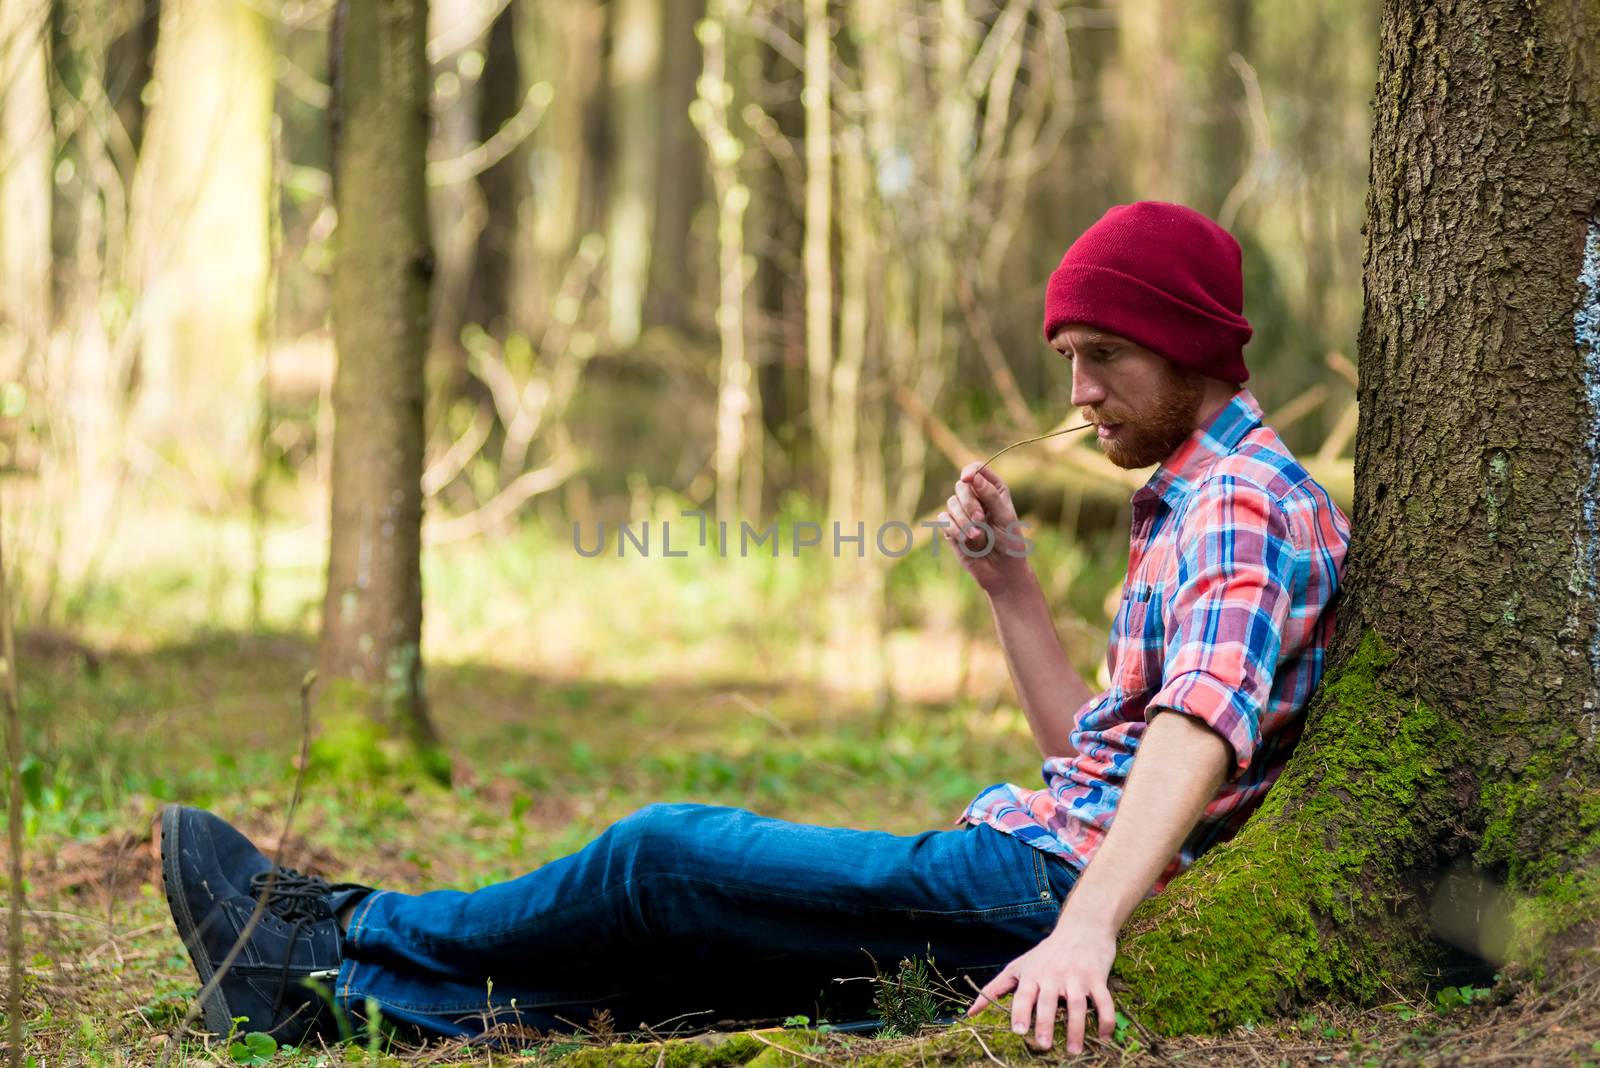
[1132,388,1264,511]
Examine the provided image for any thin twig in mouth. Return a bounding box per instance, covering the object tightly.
[978,421,1097,473]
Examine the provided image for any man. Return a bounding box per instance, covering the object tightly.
[160,201,1349,1054]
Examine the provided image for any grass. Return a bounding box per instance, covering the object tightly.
[6,501,1600,1064]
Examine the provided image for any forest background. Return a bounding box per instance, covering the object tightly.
[0,0,1514,1062]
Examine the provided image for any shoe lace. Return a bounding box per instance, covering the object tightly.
[248,868,335,1015]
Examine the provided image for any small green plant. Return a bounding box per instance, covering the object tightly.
[1111,1010,1142,1053]
[782,1014,810,1028]
[1432,985,1490,1014]
[228,1031,278,1065]
[872,956,944,1036]
[365,996,386,1058]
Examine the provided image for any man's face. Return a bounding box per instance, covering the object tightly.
[1050,324,1204,470]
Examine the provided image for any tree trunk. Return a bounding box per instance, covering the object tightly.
[520,0,605,326]
[802,0,832,487]
[1115,0,1600,1033]
[0,0,52,359]
[463,2,524,338]
[644,0,705,336]
[692,1,753,528]
[605,0,661,348]
[128,0,273,493]
[1102,0,1247,216]
[318,0,441,774]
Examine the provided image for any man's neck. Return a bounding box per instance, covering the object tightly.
[1188,382,1242,436]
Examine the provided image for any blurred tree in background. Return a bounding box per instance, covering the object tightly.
[0,0,1375,694]
[315,0,441,769]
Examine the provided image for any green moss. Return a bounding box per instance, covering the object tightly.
[1476,742,1598,884]
[307,677,451,786]
[742,1031,820,1067]
[560,1033,765,1068]
[1113,630,1465,1034]
[1472,714,1600,978]
[1503,868,1600,984]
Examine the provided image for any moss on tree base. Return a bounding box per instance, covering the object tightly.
[308,676,452,786]
[1113,630,1467,1034]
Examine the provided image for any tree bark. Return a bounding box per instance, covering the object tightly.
[318,0,440,770]
[1114,0,1600,1033]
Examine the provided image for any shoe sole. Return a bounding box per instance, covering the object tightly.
[160,804,235,1037]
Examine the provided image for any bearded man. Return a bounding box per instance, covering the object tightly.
[159,201,1349,1054]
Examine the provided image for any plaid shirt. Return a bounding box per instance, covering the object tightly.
[958,388,1350,893]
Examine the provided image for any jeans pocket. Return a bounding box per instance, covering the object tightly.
[1037,849,1079,904]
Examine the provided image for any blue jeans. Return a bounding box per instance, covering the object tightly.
[332,803,1078,1037]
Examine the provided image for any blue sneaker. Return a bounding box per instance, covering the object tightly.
[160,805,365,1042]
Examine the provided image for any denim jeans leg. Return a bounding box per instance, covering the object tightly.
[335,803,1078,1037]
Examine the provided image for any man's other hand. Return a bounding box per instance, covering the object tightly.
[939,462,1033,595]
[965,922,1117,1053]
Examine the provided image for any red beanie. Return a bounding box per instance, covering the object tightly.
[1043,201,1252,383]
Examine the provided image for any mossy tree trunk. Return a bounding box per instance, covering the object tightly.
[318,0,441,775]
[1115,0,1600,1033]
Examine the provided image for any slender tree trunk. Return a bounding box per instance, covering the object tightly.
[852,0,924,529]
[521,0,604,325]
[645,0,705,336]
[1116,0,1600,1033]
[128,0,272,492]
[464,2,525,338]
[692,1,752,527]
[824,122,886,693]
[0,0,52,360]
[1102,0,1245,216]
[318,0,440,769]
[106,0,160,156]
[751,37,803,481]
[606,0,661,348]
[802,0,832,486]
[427,0,487,357]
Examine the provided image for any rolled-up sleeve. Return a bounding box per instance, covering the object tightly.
[1147,475,1296,781]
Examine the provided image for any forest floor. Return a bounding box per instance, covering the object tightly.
[8,510,1600,1065]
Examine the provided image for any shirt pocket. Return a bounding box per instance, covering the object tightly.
[1111,581,1164,695]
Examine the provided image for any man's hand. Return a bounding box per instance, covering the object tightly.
[965,922,1117,1053]
[939,462,1032,595]
[967,714,1232,1052]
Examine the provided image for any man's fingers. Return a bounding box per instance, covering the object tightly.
[945,498,989,549]
[1093,986,1116,1042]
[1065,985,1087,1055]
[960,463,1011,495]
[1032,985,1059,1049]
[954,480,985,523]
[1010,980,1038,1036]
[966,465,1008,498]
[945,494,975,532]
